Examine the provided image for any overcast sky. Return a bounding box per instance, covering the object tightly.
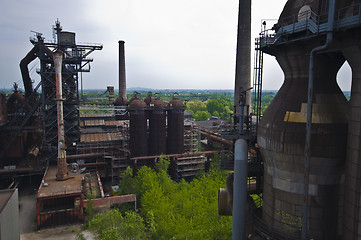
[0,0,352,91]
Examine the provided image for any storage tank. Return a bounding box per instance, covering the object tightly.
[258,2,349,236]
[167,95,185,154]
[7,84,26,114]
[144,92,154,106]
[149,96,166,155]
[128,92,140,105]
[114,96,127,106]
[128,96,148,157]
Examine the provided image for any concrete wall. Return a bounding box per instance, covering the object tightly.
[0,189,19,240]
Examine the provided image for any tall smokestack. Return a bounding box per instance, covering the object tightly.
[234,0,251,118]
[118,40,127,99]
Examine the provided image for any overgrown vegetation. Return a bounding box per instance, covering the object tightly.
[85,155,232,239]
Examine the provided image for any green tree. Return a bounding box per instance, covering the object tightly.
[193,111,211,121]
[89,209,146,240]
[186,100,207,114]
[118,166,135,195]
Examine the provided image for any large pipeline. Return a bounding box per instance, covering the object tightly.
[53,49,68,181]
[199,130,233,147]
[232,139,248,240]
[20,46,38,98]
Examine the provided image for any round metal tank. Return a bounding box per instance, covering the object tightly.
[149,97,167,155]
[7,87,26,114]
[167,95,185,154]
[114,96,127,106]
[276,0,354,30]
[128,92,140,105]
[0,94,7,126]
[258,44,348,238]
[128,97,148,157]
[144,92,154,106]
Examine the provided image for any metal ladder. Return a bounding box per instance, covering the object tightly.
[252,37,264,132]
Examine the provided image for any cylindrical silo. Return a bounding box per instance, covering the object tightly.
[258,44,348,238]
[144,92,154,120]
[342,44,361,240]
[149,97,167,155]
[128,96,148,157]
[167,95,185,154]
[7,84,26,114]
[144,92,154,106]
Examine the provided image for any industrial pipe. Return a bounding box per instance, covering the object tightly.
[232,139,248,240]
[53,49,69,181]
[302,0,336,238]
[199,130,233,146]
[20,46,38,98]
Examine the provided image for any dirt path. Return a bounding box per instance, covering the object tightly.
[20,225,94,240]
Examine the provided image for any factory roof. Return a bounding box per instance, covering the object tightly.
[80,132,122,143]
[36,167,83,199]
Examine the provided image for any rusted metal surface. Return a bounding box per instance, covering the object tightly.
[67,153,104,159]
[36,166,83,228]
[167,97,185,154]
[144,92,154,106]
[80,132,122,143]
[83,171,103,198]
[82,194,136,208]
[258,41,348,238]
[37,208,82,229]
[80,113,113,118]
[83,120,105,127]
[130,151,218,161]
[37,167,82,199]
[53,49,68,181]
[6,86,26,114]
[149,98,167,155]
[105,120,122,126]
[200,130,233,146]
[129,98,147,157]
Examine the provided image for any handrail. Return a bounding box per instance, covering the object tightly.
[259,3,361,48]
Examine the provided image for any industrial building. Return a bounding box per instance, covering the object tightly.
[1,0,361,239]
[0,20,221,229]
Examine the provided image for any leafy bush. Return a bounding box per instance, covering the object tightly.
[89,155,232,239]
[88,209,146,240]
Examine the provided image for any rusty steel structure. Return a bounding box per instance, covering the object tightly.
[53,49,69,180]
[167,95,185,154]
[148,96,167,155]
[256,0,361,239]
[0,20,102,167]
[128,96,148,157]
